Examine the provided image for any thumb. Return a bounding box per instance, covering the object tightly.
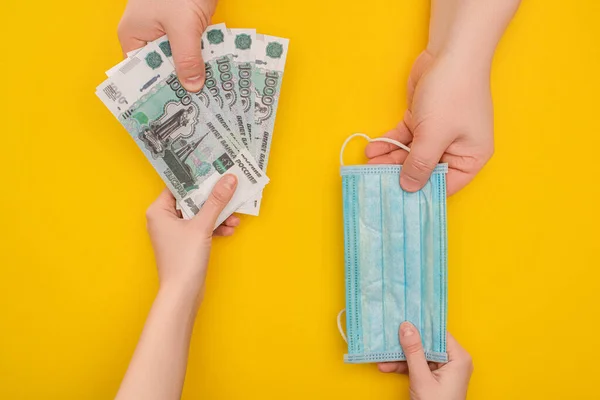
[400,127,449,192]
[399,322,433,387]
[165,19,206,92]
[193,175,238,233]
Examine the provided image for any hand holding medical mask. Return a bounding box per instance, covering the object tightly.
[364,0,520,196]
[379,322,473,400]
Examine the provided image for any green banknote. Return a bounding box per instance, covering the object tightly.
[120,75,238,194]
[202,23,250,149]
[97,41,176,117]
[97,27,288,221]
[110,33,260,216]
[236,34,289,215]
[103,36,237,145]
[147,35,241,149]
[229,28,257,146]
[252,34,289,172]
[97,51,268,225]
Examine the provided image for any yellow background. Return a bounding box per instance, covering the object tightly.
[1,0,599,398]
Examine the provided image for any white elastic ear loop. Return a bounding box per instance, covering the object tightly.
[337,309,347,343]
[339,133,411,166]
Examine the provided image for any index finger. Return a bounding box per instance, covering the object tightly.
[117,20,150,55]
[365,121,413,159]
[446,332,471,363]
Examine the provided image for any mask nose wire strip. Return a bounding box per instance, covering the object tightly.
[337,309,347,343]
[339,133,411,166]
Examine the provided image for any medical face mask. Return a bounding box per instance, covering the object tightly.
[338,134,448,364]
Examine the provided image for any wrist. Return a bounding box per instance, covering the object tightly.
[427,0,520,74]
[429,40,493,78]
[158,279,204,311]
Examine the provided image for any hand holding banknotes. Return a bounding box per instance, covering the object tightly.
[147,175,239,297]
[115,176,238,400]
[378,322,473,400]
[118,0,217,92]
[98,23,287,221]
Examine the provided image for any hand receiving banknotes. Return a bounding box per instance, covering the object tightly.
[97,24,289,227]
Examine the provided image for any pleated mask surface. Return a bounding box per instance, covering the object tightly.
[338,134,449,364]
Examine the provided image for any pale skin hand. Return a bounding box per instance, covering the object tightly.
[118,0,218,92]
[379,322,473,400]
[366,0,521,195]
[115,175,238,400]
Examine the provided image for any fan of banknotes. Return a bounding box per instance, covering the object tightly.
[96,23,289,227]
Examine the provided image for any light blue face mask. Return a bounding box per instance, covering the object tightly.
[338,133,448,364]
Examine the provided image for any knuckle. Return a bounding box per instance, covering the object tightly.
[464,353,474,372]
[403,341,423,355]
[409,156,436,175]
[175,55,205,76]
[206,196,221,210]
[211,185,230,204]
[116,19,129,41]
[145,206,156,222]
[391,150,408,165]
[145,208,158,232]
[474,145,494,170]
[201,193,226,215]
[457,352,474,372]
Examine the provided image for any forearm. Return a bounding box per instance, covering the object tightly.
[428,0,521,66]
[115,285,200,400]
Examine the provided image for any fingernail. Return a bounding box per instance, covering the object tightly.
[222,175,236,191]
[186,75,203,83]
[184,75,204,91]
[400,322,414,337]
[400,175,419,192]
[228,215,240,226]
